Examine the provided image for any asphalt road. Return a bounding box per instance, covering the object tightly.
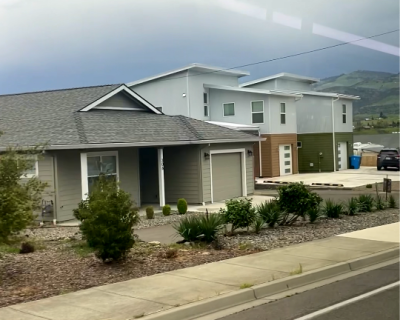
[218,263,399,320]
[255,189,400,202]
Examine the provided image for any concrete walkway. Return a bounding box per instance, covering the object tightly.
[1,223,398,320]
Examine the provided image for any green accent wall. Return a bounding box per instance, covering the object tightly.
[298,132,353,173]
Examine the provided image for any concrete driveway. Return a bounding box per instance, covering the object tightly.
[255,167,400,188]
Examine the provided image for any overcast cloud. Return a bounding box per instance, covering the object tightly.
[0,0,399,94]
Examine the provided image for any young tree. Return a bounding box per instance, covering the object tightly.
[0,145,47,242]
[73,175,140,262]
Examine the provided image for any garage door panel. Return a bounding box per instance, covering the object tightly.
[212,153,242,201]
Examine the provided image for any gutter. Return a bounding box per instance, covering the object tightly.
[332,96,340,171]
[0,138,266,152]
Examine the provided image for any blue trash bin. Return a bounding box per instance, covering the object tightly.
[350,155,361,169]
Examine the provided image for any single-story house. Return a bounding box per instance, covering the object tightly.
[0,84,262,222]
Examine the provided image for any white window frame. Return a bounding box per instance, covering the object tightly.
[80,151,119,199]
[223,102,235,117]
[20,156,39,178]
[342,104,347,124]
[209,149,247,203]
[251,100,264,124]
[280,102,286,125]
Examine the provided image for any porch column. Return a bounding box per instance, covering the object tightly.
[157,148,166,207]
[80,153,88,200]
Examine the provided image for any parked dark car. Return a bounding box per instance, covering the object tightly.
[377,148,400,170]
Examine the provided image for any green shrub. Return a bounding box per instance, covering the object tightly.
[277,183,322,225]
[344,197,359,216]
[307,206,323,223]
[146,206,155,219]
[73,175,140,262]
[256,200,282,228]
[358,194,374,212]
[220,198,256,233]
[177,198,188,215]
[0,146,47,243]
[366,184,373,188]
[252,215,265,233]
[322,199,343,219]
[388,195,398,208]
[375,195,386,211]
[173,213,224,242]
[162,205,171,216]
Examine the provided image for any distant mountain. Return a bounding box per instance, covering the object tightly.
[314,70,399,115]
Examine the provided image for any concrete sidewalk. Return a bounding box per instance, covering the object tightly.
[1,223,399,320]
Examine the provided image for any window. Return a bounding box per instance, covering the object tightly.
[251,101,264,124]
[203,92,208,104]
[87,152,118,194]
[297,141,302,148]
[280,103,286,124]
[204,105,209,117]
[20,156,38,178]
[156,106,163,112]
[223,103,235,116]
[342,104,347,123]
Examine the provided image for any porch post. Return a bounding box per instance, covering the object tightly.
[157,148,166,207]
[80,153,88,200]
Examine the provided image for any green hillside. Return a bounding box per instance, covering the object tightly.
[314,71,399,115]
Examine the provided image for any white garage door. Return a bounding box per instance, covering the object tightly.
[279,144,292,176]
[212,153,242,201]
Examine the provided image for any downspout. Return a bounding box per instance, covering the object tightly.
[186,70,191,117]
[332,96,340,171]
[258,129,262,177]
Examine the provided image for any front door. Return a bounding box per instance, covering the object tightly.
[337,142,348,170]
[279,144,292,176]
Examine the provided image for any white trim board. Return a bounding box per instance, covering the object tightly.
[209,148,247,203]
[79,85,162,115]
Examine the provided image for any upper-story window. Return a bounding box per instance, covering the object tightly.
[204,105,209,117]
[342,104,347,123]
[251,101,264,124]
[223,103,235,116]
[204,92,209,117]
[280,103,286,124]
[203,92,208,104]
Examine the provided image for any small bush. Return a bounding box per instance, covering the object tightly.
[322,199,343,219]
[165,248,178,259]
[240,283,253,289]
[277,183,322,225]
[162,205,171,216]
[358,194,374,212]
[344,197,359,216]
[220,198,256,233]
[375,195,386,211]
[252,215,265,233]
[388,195,398,208]
[73,175,140,262]
[366,184,373,188]
[146,206,155,219]
[177,198,188,215]
[307,206,323,223]
[19,242,35,254]
[256,200,282,228]
[173,213,224,243]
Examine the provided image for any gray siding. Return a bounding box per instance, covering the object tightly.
[243,80,277,90]
[276,79,312,91]
[296,96,353,134]
[208,90,297,134]
[201,143,254,203]
[97,91,146,109]
[38,154,55,202]
[55,148,140,222]
[55,150,81,222]
[164,146,201,204]
[130,71,188,116]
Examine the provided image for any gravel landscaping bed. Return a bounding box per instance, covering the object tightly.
[1,209,398,308]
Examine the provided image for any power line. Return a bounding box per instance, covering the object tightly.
[140,29,399,83]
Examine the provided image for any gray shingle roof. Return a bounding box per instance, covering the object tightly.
[0,85,259,149]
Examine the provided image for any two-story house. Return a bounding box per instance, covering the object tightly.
[241,73,360,173]
[128,64,303,178]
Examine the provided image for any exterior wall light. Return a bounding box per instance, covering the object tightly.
[204,152,210,160]
[247,150,253,157]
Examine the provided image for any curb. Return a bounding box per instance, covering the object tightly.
[312,183,344,187]
[143,248,399,320]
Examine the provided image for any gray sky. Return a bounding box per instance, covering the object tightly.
[0,0,399,94]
